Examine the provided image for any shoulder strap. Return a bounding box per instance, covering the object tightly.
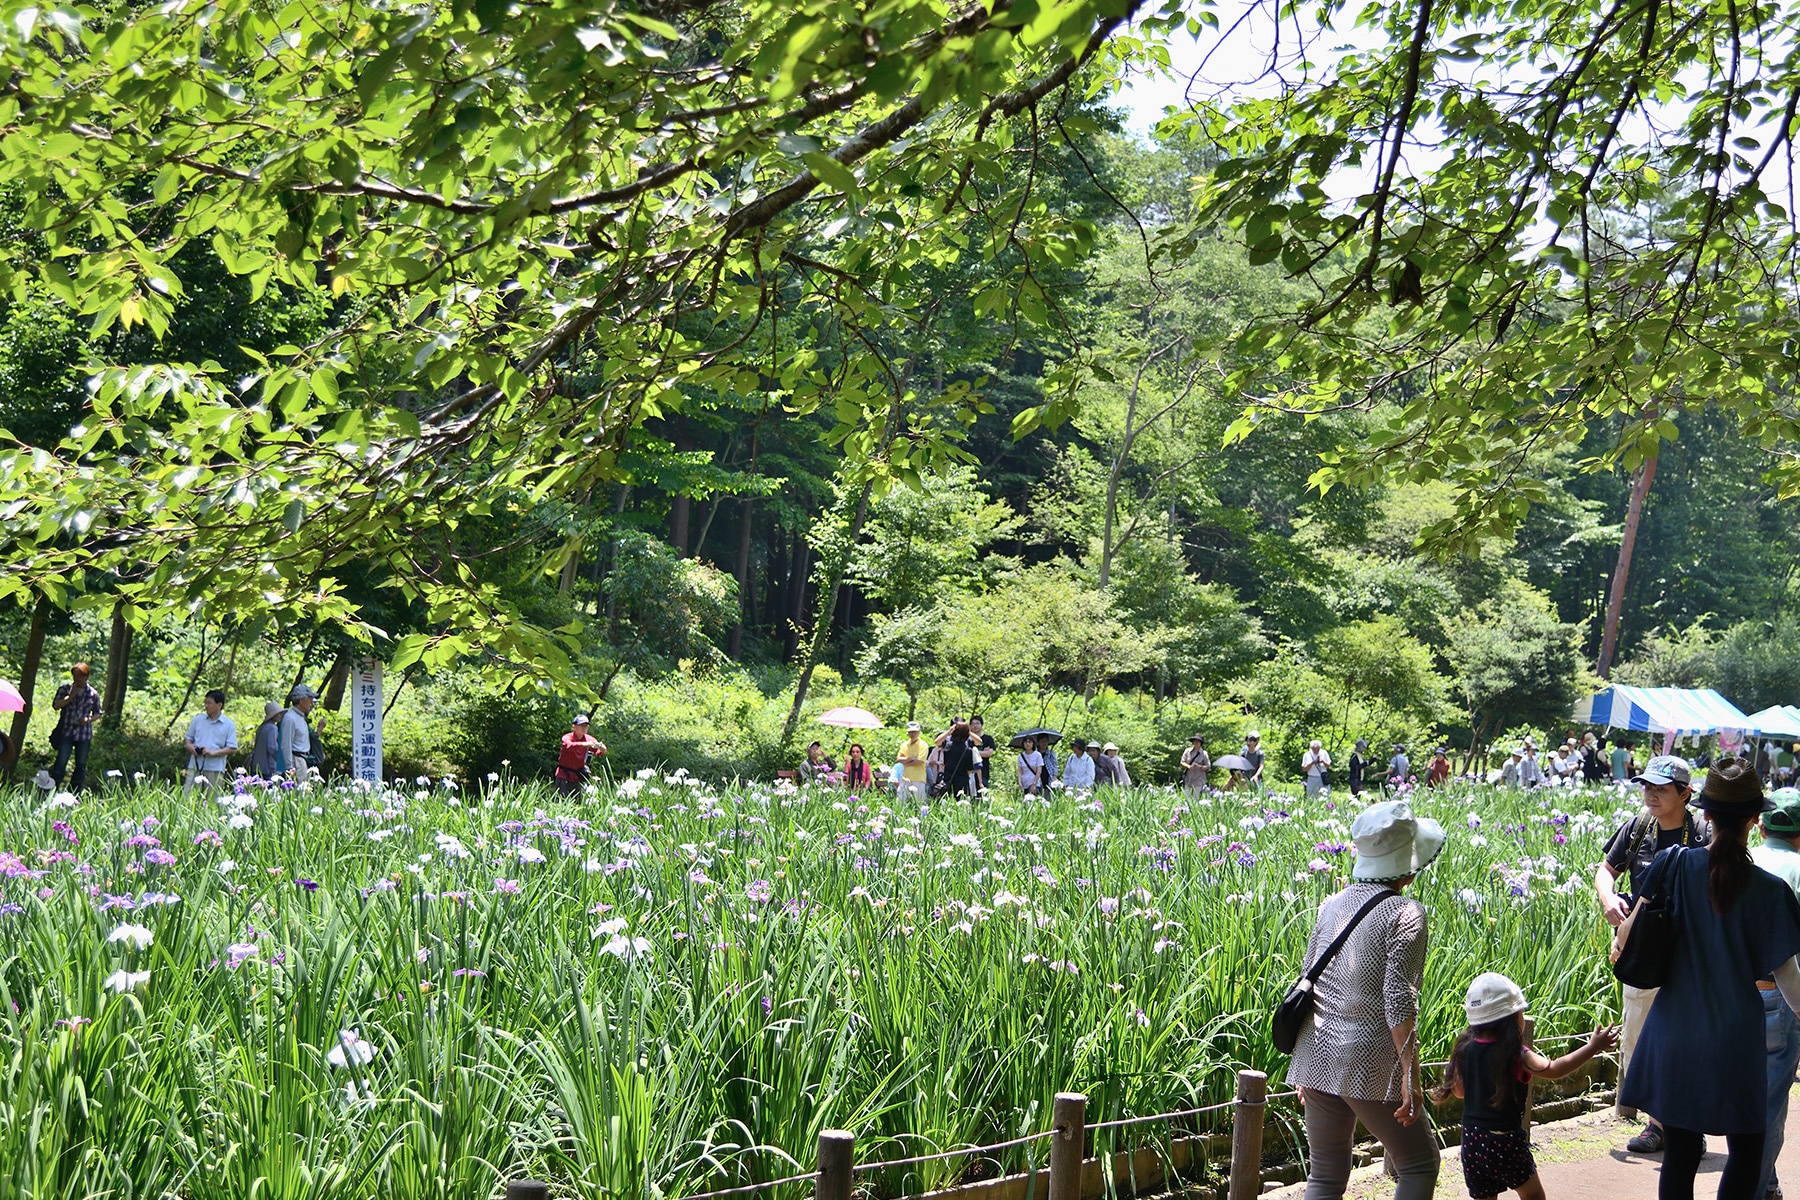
[1304,890,1401,983]
[1643,843,1684,899]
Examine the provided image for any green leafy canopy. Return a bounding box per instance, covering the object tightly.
[1163,0,1800,551]
[0,0,1193,678]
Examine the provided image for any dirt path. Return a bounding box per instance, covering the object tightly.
[1264,1090,1800,1199]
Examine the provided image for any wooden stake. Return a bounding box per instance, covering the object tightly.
[1047,1092,1087,1200]
[1227,1070,1267,1200]
[817,1129,855,1200]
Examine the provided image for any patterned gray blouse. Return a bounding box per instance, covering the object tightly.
[1285,882,1430,1103]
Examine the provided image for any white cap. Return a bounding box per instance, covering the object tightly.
[1464,972,1527,1025]
[906,722,921,732]
[1245,730,1261,740]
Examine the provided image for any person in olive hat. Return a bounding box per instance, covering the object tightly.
[1752,788,1800,1199]
[1619,758,1800,1200]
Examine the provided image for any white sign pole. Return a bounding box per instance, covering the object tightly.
[351,659,383,784]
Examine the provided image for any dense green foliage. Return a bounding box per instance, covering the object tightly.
[0,774,1618,1197]
[4,0,1800,778]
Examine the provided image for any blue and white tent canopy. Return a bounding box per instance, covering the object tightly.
[1744,705,1800,739]
[1573,686,1752,735]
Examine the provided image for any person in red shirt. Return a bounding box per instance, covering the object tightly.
[1426,747,1452,788]
[553,715,606,796]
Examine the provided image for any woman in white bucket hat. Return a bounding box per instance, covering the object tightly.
[1286,800,1447,1200]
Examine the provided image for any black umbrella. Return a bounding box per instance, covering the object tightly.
[1213,754,1254,771]
[1010,728,1061,748]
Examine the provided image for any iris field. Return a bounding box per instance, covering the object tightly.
[0,770,1624,1199]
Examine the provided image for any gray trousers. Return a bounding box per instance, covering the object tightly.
[1302,1090,1440,1200]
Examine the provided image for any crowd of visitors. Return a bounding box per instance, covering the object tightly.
[30,661,329,794]
[780,719,1307,798]
[1288,756,1800,1200]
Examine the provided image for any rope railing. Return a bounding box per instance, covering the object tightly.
[501,1049,1605,1200]
[850,1129,1058,1174]
[504,1070,1287,1200]
[673,1172,827,1200]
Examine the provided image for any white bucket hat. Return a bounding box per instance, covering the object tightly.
[1350,800,1447,882]
[1464,972,1527,1025]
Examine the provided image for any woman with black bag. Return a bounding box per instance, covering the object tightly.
[1286,800,1447,1200]
[1619,758,1800,1200]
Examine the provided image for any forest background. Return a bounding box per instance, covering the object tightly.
[2,0,1800,787]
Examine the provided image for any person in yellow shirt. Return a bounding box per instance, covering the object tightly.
[897,721,930,802]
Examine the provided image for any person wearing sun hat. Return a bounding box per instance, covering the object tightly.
[1594,752,1709,1148]
[1752,787,1800,1199]
[1286,800,1447,1200]
[1620,758,1800,1200]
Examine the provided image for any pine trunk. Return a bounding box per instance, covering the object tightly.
[1597,450,1659,679]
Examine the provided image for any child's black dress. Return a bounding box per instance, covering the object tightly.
[1459,1036,1535,1198]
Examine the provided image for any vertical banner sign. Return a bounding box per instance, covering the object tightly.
[351,659,382,784]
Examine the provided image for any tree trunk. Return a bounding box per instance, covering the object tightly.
[1597,449,1659,679]
[781,481,874,748]
[729,497,755,660]
[765,524,787,643]
[163,623,212,737]
[784,535,810,659]
[3,593,51,778]
[668,423,693,555]
[321,651,353,711]
[222,629,242,695]
[102,603,133,731]
[289,629,320,696]
[558,538,581,593]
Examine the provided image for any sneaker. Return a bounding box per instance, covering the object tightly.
[1627,1126,1664,1154]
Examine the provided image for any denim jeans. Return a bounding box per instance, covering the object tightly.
[1759,987,1800,1198]
[49,734,91,792]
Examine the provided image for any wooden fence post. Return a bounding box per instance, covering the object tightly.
[505,1183,549,1200]
[817,1129,855,1200]
[1047,1092,1087,1200]
[1227,1069,1267,1200]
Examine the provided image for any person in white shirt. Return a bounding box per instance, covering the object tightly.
[1017,735,1047,796]
[1062,738,1096,790]
[183,689,239,795]
[1302,739,1332,798]
[278,684,317,780]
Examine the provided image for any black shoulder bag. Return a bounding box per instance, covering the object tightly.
[1272,889,1399,1054]
[1610,845,1683,989]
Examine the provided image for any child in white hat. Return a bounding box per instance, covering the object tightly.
[1433,973,1618,1199]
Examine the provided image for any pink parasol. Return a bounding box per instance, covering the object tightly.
[0,679,23,713]
[816,706,884,730]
